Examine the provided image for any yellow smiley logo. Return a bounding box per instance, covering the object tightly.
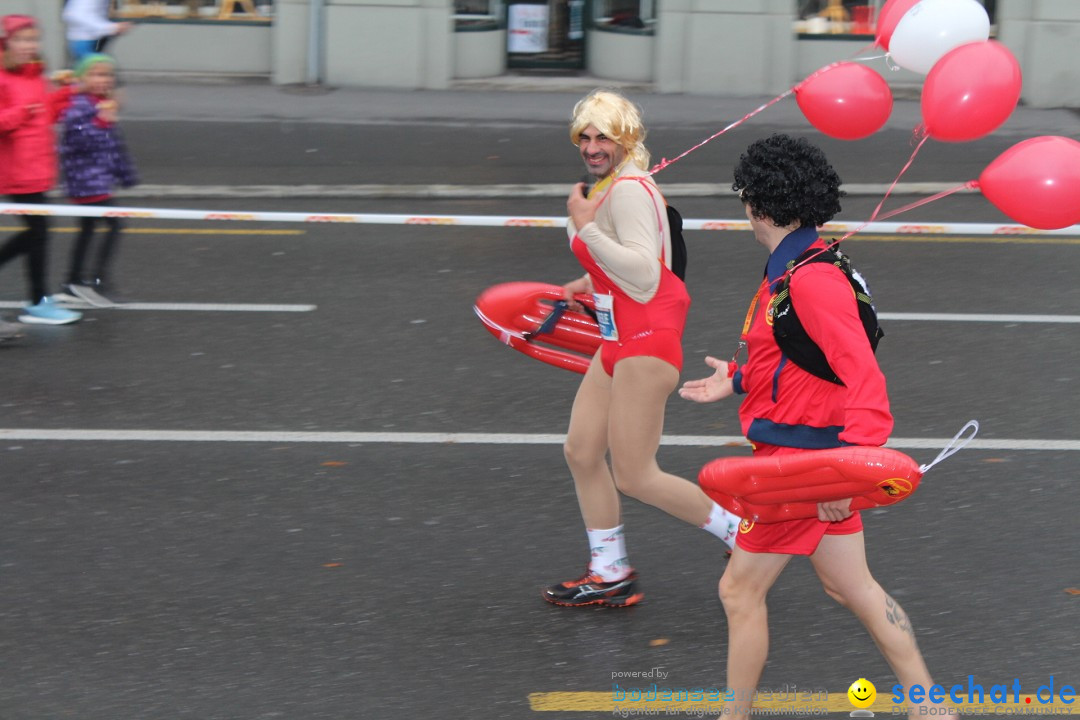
[848,678,876,709]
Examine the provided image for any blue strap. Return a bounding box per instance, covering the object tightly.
[524,300,599,342]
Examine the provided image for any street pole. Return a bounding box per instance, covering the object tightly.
[306,0,324,85]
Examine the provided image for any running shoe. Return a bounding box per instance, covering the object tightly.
[19,297,82,325]
[542,569,643,607]
[53,288,90,308]
[68,283,118,308]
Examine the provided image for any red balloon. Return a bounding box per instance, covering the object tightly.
[796,63,893,140]
[922,41,1022,142]
[698,446,924,523]
[875,0,921,50]
[978,136,1080,230]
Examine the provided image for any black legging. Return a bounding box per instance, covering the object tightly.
[0,192,49,304]
[67,199,122,286]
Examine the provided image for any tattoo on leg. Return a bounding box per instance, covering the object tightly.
[885,594,916,642]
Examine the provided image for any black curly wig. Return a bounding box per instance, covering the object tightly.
[733,134,844,228]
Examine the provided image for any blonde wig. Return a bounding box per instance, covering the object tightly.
[569,89,650,170]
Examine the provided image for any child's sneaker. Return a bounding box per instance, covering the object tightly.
[54,286,90,307]
[69,283,117,308]
[19,297,83,325]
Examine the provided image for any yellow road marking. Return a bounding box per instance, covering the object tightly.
[0,226,303,236]
[528,691,1077,714]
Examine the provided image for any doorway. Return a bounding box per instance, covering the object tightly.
[507,0,588,71]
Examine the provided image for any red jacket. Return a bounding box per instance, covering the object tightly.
[0,61,73,195]
[732,228,893,448]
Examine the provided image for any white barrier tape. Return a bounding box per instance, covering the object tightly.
[0,301,316,313]
[3,203,1079,236]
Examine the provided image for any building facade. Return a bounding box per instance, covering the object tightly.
[8,0,1079,108]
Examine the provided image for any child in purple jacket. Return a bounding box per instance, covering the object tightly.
[59,53,136,307]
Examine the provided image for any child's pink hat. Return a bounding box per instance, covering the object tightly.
[0,15,37,50]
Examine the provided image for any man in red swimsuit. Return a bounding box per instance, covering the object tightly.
[542,90,742,608]
[680,134,956,719]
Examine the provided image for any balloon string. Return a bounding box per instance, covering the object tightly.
[648,53,889,177]
[775,178,973,284]
[848,42,880,59]
[648,61,860,176]
[871,181,978,222]
[647,88,794,176]
[774,133,932,280]
[919,420,980,474]
[837,131,930,242]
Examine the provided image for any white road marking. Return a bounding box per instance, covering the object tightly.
[0,302,316,313]
[4,302,1074,321]
[0,429,1076,451]
[879,312,1080,323]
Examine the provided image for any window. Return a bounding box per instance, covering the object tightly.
[593,0,655,32]
[795,0,996,36]
[110,0,273,23]
[455,0,503,30]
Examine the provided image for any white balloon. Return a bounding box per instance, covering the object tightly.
[888,0,991,75]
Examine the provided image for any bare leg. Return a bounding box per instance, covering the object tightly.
[564,352,620,529]
[810,532,957,720]
[717,546,793,719]
[606,355,715,526]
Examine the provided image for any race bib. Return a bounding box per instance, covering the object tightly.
[593,293,618,341]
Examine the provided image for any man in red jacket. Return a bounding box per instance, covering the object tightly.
[680,135,955,720]
[0,14,81,326]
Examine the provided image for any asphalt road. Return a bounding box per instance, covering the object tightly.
[0,85,1078,720]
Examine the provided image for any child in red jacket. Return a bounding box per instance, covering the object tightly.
[0,15,81,326]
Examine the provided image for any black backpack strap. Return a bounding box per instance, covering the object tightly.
[666,204,687,281]
[771,243,883,385]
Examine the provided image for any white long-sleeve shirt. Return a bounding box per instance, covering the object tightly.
[63,0,120,41]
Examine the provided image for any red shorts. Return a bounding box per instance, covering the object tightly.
[735,443,863,556]
[600,328,683,376]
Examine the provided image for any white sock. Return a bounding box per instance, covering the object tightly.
[586,525,631,581]
[700,503,740,550]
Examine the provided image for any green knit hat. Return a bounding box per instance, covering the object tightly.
[74,53,115,77]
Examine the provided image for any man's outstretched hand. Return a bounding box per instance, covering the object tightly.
[679,355,735,404]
